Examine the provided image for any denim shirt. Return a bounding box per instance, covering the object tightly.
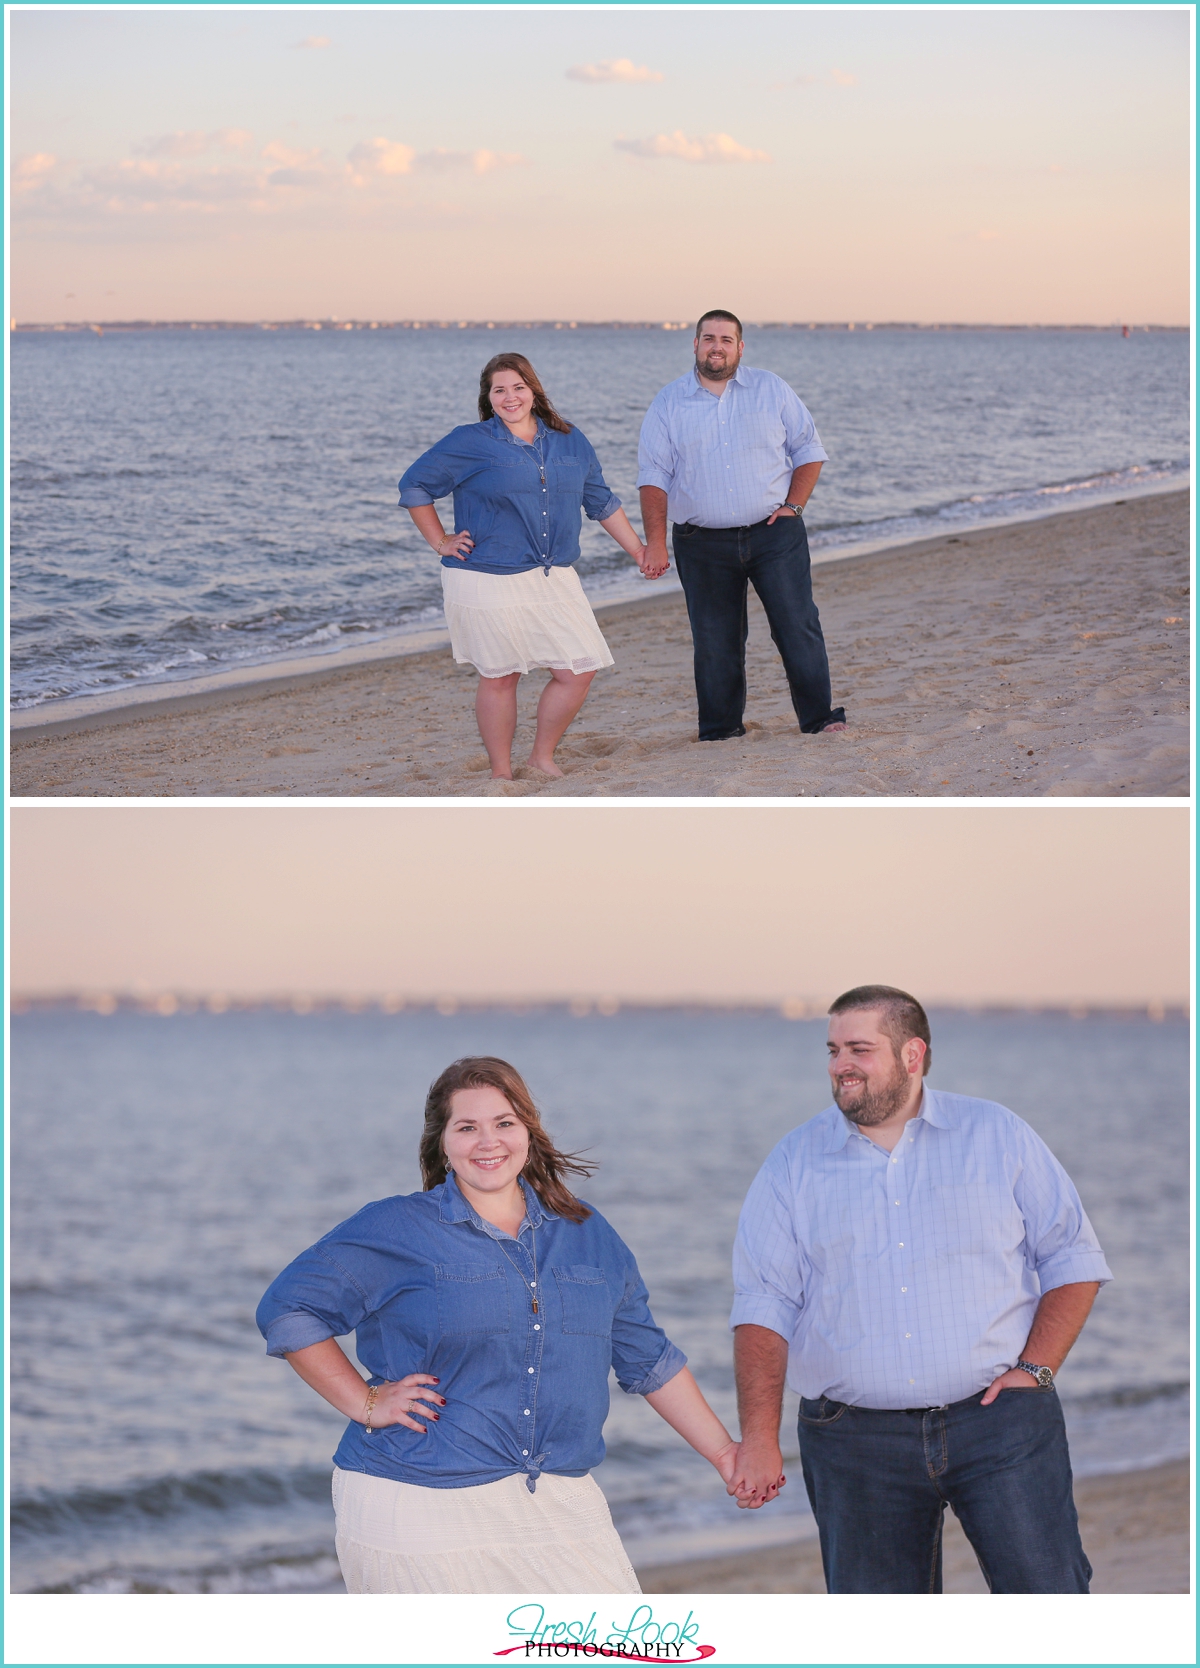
[397,415,621,576]
[256,1176,685,1490]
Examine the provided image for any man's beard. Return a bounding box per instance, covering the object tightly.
[696,351,738,382]
[833,1059,912,1126]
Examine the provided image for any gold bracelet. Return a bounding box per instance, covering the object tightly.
[364,1384,381,1435]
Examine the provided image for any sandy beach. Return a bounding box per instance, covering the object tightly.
[634,1460,1189,1594]
[12,491,1189,798]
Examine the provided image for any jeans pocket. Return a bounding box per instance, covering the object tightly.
[798,1397,847,1426]
[672,522,700,540]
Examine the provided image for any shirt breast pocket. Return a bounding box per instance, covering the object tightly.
[552,1265,613,1337]
[435,1262,510,1334]
[549,459,584,495]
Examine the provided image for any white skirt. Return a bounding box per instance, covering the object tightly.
[332,1466,640,1594]
[441,563,615,679]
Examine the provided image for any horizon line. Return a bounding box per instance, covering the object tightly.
[11,993,1187,1022]
[10,318,1189,334]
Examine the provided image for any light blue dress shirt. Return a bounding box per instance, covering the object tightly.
[731,1089,1112,1409]
[637,364,828,530]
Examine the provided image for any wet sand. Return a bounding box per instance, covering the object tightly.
[634,1459,1190,1594]
[12,491,1189,798]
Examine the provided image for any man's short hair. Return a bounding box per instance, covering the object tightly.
[695,309,743,341]
[828,985,932,1076]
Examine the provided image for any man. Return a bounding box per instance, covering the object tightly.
[727,985,1111,1593]
[637,310,846,741]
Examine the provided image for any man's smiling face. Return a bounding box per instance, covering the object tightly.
[826,1007,920,1127]
[694,318,743,382]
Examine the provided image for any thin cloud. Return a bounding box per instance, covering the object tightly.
[262,141,324,169]
[567,58,663,84]
[347,137,417,179]
[347,138,525,183]
[295,36,331,49]
[415,148,527,174]
[133,129,253,159]
[72,158,266,213]
[13,153,57,193]
[614,130,770,164]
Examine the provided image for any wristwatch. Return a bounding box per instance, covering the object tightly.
[784,501,804,516]
[1015,1360,1055,1389]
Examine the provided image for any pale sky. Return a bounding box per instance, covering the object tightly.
[9,6,1191,324]
[9,805,1190,1006]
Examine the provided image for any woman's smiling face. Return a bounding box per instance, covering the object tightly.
[443,1084,531,1196]
[489,371,535,430]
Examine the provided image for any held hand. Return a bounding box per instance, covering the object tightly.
[710,1439,740,1488]
[726,1437,786,1509]
[437,530,474,561]
[765,505,802,527]
[638,541,670,580]
[363,1374,447,1433]
[980,1368,1040,1406]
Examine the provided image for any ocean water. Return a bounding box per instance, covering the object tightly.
[9,1005,1189,1593]
[9,325,1189,711]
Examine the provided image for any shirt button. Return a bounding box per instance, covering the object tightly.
[528,1367,534,1374]
[522,1449,529,1456]
[524,1409,531,1415]
[899,1242,904,1247]
[530,1282,536,1288]
[909,1379,915,1385]
[533,1324,540,1330]
[901,1287,908,1292]
[905,1334,912,1339]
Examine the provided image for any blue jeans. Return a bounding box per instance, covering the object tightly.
[671,515,844,741]
[797,1390,1092,1593]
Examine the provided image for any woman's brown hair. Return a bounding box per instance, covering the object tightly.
[477,354,572,434]
[421,1056,594,1222]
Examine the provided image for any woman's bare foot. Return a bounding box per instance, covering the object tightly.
[490,768,515,780]
[524,757,564,778]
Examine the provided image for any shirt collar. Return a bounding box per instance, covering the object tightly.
[688,363,747,396]
[826,1085,947,1149]
[491,414,546,445]
[438,1171,553,1235]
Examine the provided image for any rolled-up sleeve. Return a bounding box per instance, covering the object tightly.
[780,383,829,469]
[609,1261,688,1395]
[730,1153,804,1341]
[256,1246,372,1358]
[636,398,678,494]
[398,433,468,508]
[578,435,621,522]
[1013,1125,1113,1293]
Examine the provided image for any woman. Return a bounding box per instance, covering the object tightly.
[398,355,664,781]
[257,1056,741,1594]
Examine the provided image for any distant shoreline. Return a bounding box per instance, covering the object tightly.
[11,997,1188,1022]
[11,319,1189,334]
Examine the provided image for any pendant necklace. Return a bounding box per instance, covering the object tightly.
[495,1221,540,1313]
